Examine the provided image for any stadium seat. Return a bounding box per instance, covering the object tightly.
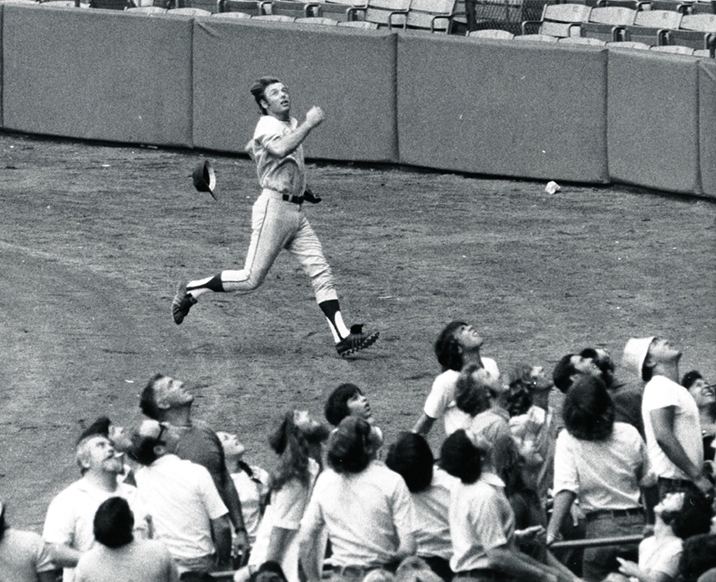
[176,0,220,10]
[396,0,457,34]
[336,18,378,27]
[217,0,265,13]
[167,5,211,12]
[573,6,636,40]
[126,5,167,11]
[559,34,607,42]
[694,45,716,53]
[515,32,560,40]
[312,0,366,22]
[664,12,716,46]
[643,0,690,11]
[622,8,683,43]
[40,0,84,6]
[651,41,696,49]
[607,38,652,45]
[467,27,515,37]
[295,15,338,23]
[252,12,294,18]
[690,0,715,13]
[346,0,410,28]
[266,0,313,16]
[89,0,133,9]
[521,3,592,37]
[211,7,250,14]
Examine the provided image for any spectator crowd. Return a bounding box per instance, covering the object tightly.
[2,322,716,582]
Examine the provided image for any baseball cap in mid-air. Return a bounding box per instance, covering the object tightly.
[192,160,217,200]
[622,336,655,379]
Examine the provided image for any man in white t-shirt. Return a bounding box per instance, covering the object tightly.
[623,336,713,499]
[42,433,149,582]
[412,320,500,437]
[171,76,378,358]
[132,419,232,578]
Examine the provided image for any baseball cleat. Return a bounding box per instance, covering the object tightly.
[336,324,379,357]
[172,282,197,325]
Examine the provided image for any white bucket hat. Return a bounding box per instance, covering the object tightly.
[622,336,655,378]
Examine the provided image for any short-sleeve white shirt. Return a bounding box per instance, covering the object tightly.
[300,460,416,568]
[134,454,228,563]
[230,465,270,544]
[449,473,515,574]
[42,479,147,582]
[553,422,652,513]
[411,467,458,560]
[247,115,305,197]
[638,534,682,580]
[249,458,320,582]
[423,357,500,436]
[642,375,703,480]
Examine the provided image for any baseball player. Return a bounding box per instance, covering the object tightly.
[172,76,379,357]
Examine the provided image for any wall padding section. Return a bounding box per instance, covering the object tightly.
[192,20,397,162]
[2,5,193,146]
[608,50,699,195]
[397,36,609,183]
[699,60,716,199]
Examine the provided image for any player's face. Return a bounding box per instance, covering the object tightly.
[347,391,373,423]
[688,377,715,408]
[262,83,290,118]
[455,324,484,350]
[154,376,194,409]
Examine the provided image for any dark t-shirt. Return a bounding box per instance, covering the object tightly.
[610,378,644,439]
[168,419,229,490]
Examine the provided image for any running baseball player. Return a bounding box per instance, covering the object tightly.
[172,76,379,357]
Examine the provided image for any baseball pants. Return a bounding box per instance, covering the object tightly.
[220,189,338,304]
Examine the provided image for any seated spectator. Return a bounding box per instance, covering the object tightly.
[74,496,178,582]
[611,490,712,582]
[385,432,457,581]
[217,431,271,549]
[677,533,716,582]
[412,321,500,437]
[239,411,323,582]
[0,499,55,582]
[439,430,575,582]
[545,376,655,582]
[299,417,416,582]
[681,371,716,463]
[250,561,288,582]
[325,382,384,449]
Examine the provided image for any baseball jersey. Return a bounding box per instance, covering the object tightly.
[247,115,306,198]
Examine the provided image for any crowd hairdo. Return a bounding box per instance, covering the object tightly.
[439,429,482,484]
[505,363,534,416]
[552,354,577,394]
[93,497,134,549]
[562,375,614,442]
[268,411,311,490]
[326,417,375,474]
[661,491,713,540]
[249,76,282,115]
[677,533,716,582]
[682,370,703,390]
[130,434,162,467]
[385,432,434,493]
[324,383,362,427]
[139,373,165,420]
[434,321,468,372]
[455,363,491,416]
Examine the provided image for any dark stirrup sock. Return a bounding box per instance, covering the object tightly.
[188,273,225,293]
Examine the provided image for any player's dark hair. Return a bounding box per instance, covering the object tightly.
[385,432,434,493]
[562,375,614,442]
[324,383,362,427]
[94,496,134,549]
[661,490,712,539]
[139,373,164,420]
[250,76,282,115]
[439,429,483,484]
[552,353,577,394]
[434,320,468,372]
[682,370,704,390]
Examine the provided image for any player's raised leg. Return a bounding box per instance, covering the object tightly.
[288,214,379,356]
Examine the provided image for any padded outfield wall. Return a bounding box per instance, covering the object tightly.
[0,4,713,197]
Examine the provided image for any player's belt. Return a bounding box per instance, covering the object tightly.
[282,193,304,205]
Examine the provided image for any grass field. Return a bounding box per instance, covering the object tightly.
[1,130,714,530]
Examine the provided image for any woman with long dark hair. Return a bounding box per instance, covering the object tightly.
[239,410,325,582]
[545,375,655,582]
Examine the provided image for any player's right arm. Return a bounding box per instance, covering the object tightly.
[265,107,325,158]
